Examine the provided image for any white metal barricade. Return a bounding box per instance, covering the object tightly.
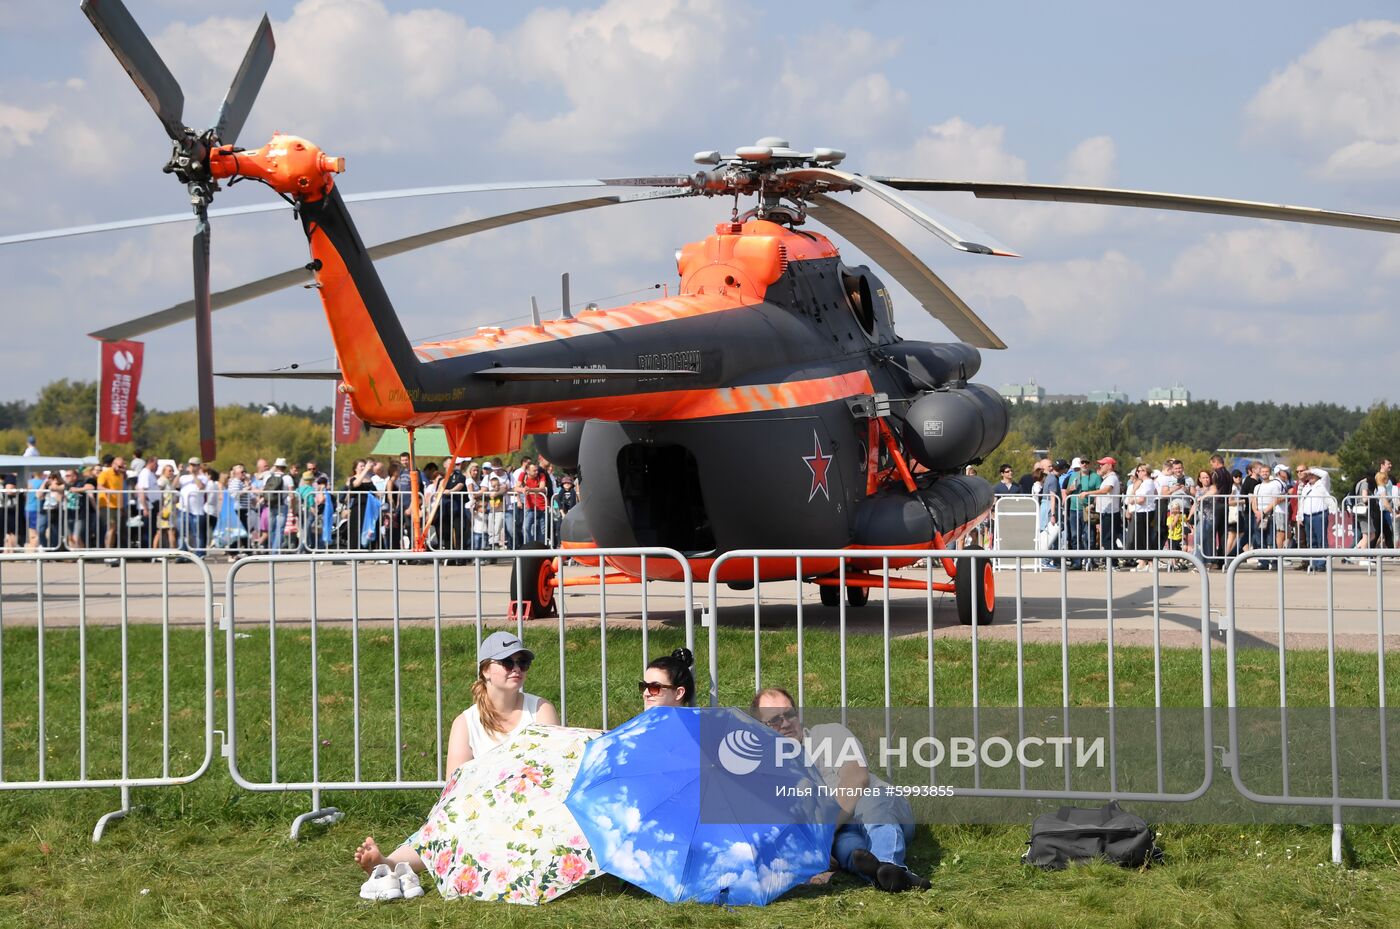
[0,550,215,840]
[222,548,691,837]
[706,547,1215,806]
[1224,547,1400,863]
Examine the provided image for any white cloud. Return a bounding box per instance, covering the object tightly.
[1165,227,1345,305]
[501,0,749,155]
[945,250,1146,344]
[869,121,1125,249]
[772,27,907,140]
[0,101,56,155]
[1246,20,1400,179]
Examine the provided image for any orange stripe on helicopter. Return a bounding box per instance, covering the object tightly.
[513,369,874,422]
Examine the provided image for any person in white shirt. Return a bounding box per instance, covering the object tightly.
[1125,464,1158,568]
[135,458,161,546]
[1297,467,1332,570]
[1080,457,1122,567]
[177,458,208,556]
[1252,466,1289,569]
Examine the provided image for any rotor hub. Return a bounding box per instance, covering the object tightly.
[689,139,850,223]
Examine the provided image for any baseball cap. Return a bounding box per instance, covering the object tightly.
[1274,464,1290,474]
[1053,458,1069,470]
[1070,457,1083,469]
[478,631,534,665]
[562,476,574,484]
[1097,456,1117,467]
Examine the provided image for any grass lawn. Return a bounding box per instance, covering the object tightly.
[1,623,1398,928]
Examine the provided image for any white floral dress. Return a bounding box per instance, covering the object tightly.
[410,723,601,904]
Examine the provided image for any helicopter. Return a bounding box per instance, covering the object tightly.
[11,0,1400,625]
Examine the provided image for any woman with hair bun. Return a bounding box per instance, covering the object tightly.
[639,647,696,708]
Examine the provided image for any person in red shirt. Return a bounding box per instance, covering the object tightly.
[520,461,549,545]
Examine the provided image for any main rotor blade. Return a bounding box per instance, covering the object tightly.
[87,189,686,341]
[81,0,186,141]
[808,194,1006,350]
[868,179,1400,236]
[0,178,693,246]
[782,167,1018,257]
[192,213,217,461]
[211,14,275,146]
[216,369,342,380]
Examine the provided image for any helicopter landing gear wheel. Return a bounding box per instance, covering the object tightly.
[954,544,995,625]
[509,542,557,618]
[819,581,870,607]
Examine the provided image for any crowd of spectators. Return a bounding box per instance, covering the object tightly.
[984,454,1397,571]
[0,449,580,558]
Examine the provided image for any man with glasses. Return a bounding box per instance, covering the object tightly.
[751,687,929,893]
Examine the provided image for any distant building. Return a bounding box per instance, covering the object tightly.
[998,381,1045,405]
[1147,384,1190,407]
[1087,389,1129,405]
[1043,393,1087,404]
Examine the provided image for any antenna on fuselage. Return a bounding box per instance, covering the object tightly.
[560,272,573,319]
[530,295,541,326]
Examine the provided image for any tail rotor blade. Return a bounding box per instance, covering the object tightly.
[81,0,186,141]
[192,214,217,461]
[212,14,275,146]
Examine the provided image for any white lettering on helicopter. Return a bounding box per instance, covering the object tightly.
[636,350,700,380]
[572,365,607,386]
[923,420,944,437]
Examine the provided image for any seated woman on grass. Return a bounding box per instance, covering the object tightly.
[352,631,558,898]
[639,647,695,710]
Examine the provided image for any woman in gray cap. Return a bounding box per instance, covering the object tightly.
[353,630,557,898]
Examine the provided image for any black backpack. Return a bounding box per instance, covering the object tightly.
[1023,801,1161,870]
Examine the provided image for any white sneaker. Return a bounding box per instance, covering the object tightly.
[395,861,425,899]
[360,863,403,901]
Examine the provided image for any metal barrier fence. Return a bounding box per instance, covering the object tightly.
[2,542,1397,863]
[986,491,1387,566]
[706,548,1215,804]
[1223,547,1399,863]
[0,550,215,839]
[222,548,691,837]
[17,486,574,556]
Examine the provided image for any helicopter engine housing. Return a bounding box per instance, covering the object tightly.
[898,384,1009,471]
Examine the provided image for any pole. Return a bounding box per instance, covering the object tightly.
[94,341,102,461]
[329,382,338,487]
[408,427,424,551]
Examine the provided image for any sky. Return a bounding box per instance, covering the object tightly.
[2,0,1399,412]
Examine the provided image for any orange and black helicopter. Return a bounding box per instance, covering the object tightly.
[12,1,1400,623]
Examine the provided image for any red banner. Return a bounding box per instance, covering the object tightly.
[334,382,361,444]
[98,339,144,444]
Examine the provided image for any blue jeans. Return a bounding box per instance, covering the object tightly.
[472,530,489,551]
[1303,511,1328,569]
[269,507,288,551]
[832,793,916,877]
[523,508,546,545]
[180,510,205,557]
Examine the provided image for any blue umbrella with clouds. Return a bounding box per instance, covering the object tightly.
[564,706,839,906]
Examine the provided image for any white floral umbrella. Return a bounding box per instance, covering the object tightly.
[411,723,601,904]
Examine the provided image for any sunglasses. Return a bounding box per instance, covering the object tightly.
[494,655,533,672]
[638,680,678,697]
[759,708,799,729]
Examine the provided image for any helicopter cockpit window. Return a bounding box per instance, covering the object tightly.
[841,269,877,339]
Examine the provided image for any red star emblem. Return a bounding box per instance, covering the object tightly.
[802,431,832,502]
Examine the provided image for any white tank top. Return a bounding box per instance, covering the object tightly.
[462,693,542,757]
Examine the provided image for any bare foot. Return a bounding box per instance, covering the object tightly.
[354,836,386,874]
[807,870,835,885]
